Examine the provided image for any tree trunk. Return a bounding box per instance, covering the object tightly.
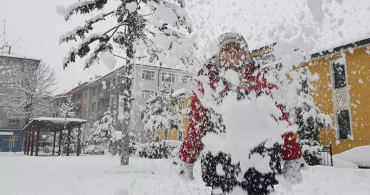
[119,29,134,165]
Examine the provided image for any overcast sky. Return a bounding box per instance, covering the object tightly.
[0,0,369,95]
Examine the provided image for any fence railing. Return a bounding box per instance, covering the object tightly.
[319,144,333,166]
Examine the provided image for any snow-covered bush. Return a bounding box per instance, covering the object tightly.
[136,140,178,159]
[142,84,184,136]
[85,109,116,155]
[289,68,332,165]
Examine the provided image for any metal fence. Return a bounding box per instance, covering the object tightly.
[319,144,333,166]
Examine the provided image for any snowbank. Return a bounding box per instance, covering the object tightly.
[334,146,370,167]
[321,152,359,169]
[333,157,359,169]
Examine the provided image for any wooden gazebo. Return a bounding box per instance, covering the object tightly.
[23,117,87,156]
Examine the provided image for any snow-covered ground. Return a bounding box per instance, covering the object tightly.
[1,153,370,195]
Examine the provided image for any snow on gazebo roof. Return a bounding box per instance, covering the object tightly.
[34,117,87,123]
[23,117,87,132]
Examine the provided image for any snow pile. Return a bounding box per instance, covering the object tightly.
[2,153,370,194]
[334,146,370,167]
[333,157,359,169]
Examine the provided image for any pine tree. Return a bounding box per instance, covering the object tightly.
[58,0,197,165]
[142,84,183,138]
[59,95,75,119]
[293,68,331,166]
[57,95,76,155]
[86,109,116,155]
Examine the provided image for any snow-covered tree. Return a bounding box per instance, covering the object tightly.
[291,68,332,166]
[58,0,197,165]
[60,95,75,119]
[57,94,76,156]
[85,109,116,155]
[0,61,57,124]
[142,84,183,137]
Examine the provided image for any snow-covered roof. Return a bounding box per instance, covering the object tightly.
[0,51,40,61]
[23,117,87,131]
[0,132,14,136]
[34,117,87,123]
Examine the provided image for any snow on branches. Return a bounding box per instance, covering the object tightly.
[58,0,198,69]
[0,60,57,124]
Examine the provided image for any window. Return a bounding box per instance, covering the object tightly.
[56,112,58,117]
[92,87,96,97]
[180,75,193,83]
[98,85,102,93]
[331,60,347,89]
[338,110,352,139]
[52,114,55,117]
[56,100,59,106]
[112,79,116,87]
[92,103,96,112]
[178,131,183,141]
[164,129,168,140]
[2,135,21,148]
[162,73,175,82]
[8,119,20,124]
[142,70,155,80]
[141,90,155,100]
[85,91,87,98]
[106,81,110,90]
[110,96,116,108]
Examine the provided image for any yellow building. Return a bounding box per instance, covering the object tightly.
[251,38,370,154]
[303,38,370,154]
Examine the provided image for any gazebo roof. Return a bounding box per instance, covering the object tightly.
[23,117,87,132]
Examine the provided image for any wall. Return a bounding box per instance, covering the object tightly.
[0,130,25,152]
[306,44,370,154]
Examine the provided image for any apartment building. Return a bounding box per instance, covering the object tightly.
[0,52,40,152]
[52,64,193,143]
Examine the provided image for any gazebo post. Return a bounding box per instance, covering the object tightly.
[30,128,35,156]
[66,126,71,156]
[58,129,63,156]
[26,130,31,155]
[52,131,56,156]
[77,124,81,156]
[35,123,41,156]
[23,130,28,154]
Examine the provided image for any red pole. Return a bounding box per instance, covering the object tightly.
[58,130,62,156]
[26,130,31,155]
[77,124,81,156]
[66,127,71,156]
[52,131,56,156]
[35,123,41,156]
[30,129,35,156]
[23,130,28,154]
